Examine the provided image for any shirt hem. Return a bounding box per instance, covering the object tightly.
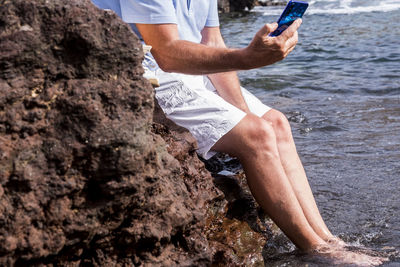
[122,15,178,24]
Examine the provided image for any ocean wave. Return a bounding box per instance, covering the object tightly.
[307,3,400,15]
[254,0,400,16]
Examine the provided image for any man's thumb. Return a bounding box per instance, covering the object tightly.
[257,23,278,37]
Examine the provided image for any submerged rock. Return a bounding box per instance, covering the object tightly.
[0,0,273,266]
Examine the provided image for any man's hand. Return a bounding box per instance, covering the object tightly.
[242,19,302,69]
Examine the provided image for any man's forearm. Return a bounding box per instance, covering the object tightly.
[207,71,250,113]
[151,39,248,75]
[199,26,250,112]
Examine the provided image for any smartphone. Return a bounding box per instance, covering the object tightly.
[269,0,309,37]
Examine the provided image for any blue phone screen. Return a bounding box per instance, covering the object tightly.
[270,0,308,37]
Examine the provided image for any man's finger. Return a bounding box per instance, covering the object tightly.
[279,19,302,40]
[284,42,296,57]
[285,30,298,51]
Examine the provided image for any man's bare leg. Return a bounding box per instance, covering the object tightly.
[211,113,387,266]
[260,110,390,266]
[261,109,335,242]
[212,113,326,251]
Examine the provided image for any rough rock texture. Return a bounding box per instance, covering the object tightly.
[218,0,231,13]
[218,0,256,12]
[229,0,258,12]
[0,0,218,265]
[0,0,274,266]
[218,0,286,13]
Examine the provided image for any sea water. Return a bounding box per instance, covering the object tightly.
[220,0,400,265]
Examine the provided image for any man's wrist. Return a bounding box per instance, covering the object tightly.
[226,47,253,71]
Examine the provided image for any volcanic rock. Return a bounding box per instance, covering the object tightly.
[218,0,286,13]
[0,0,273,266]
[0,0,219,265]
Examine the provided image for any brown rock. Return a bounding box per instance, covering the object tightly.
[218,0,257,13]
[0,0,216,265]
[218,0,286,13]
[0,0,274,266]
[218,0,231,13]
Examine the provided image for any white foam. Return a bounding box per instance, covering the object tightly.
[254,0,400,16]
[308,3,400,15]
[339,0,352,8]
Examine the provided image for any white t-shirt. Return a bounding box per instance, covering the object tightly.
[91,0,220,43]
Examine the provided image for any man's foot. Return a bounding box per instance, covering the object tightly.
[326,236,346,248]
[310,244,389,266]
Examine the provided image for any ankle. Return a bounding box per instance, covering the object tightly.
[301,238,329,253]
[326,236,346,248]
[315,229,334,241]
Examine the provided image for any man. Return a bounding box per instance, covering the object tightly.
[91,1,385,265]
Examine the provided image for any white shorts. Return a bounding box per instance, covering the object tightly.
[144,58,271,159]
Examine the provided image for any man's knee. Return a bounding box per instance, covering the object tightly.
[237,114,279,157]
[263,109,293,144]
[212,113,279,158]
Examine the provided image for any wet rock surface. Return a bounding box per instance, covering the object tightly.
[203,156,282,266]
[0,0,273,266]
